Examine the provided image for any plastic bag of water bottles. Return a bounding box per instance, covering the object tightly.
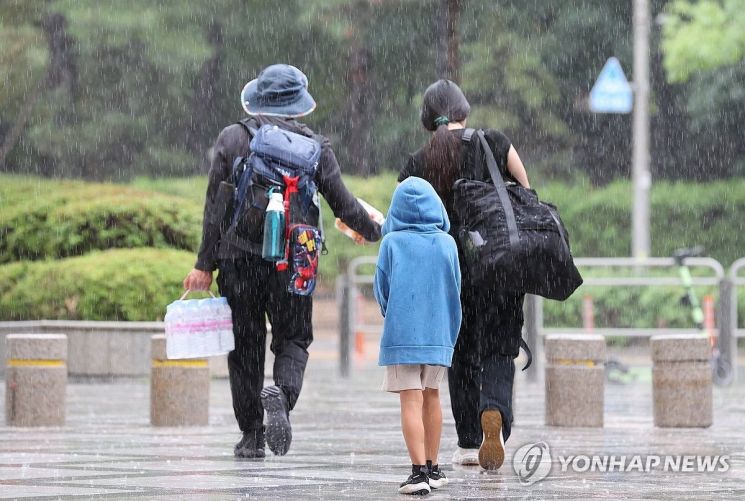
[163,291,235,359]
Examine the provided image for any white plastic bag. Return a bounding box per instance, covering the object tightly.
[164,291,235,359]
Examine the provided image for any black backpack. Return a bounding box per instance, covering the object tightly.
[451,129,583,301]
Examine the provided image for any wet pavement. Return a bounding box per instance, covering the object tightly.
[1,334,744,500]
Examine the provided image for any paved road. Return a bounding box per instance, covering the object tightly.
[1,337,744,499]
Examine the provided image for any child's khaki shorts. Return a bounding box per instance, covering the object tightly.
[382,364,446,393]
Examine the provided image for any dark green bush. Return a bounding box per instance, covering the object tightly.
[0,175,201,263]
[2,174,745,323]
[543,282,721,329]
[0,248,210,321]
[540,180,745,265]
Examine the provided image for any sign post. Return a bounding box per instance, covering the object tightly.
[589,0,651,260]
[632,0,651,260]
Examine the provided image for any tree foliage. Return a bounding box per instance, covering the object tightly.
[661,0,745,83]
[0,0,743,182]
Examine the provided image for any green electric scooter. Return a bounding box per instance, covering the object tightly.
[673,246,734,386]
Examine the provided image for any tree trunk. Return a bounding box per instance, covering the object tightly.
[345,45,375,176]
[446,0,461,83]
[435,0,461,83]
[190,20,224,170]
[0,13,77,168]
[342,0,376,176]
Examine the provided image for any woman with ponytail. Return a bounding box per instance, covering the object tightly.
[398,79,530,471]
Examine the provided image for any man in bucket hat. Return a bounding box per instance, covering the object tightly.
[184,64,381,458]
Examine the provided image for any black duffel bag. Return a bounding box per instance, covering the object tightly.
[452,129,582,301]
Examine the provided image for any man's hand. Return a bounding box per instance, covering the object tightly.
[183,268,213,291]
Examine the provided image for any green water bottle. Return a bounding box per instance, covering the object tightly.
[262,189,285,261]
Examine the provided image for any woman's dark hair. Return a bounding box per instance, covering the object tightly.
[420,80,471,196]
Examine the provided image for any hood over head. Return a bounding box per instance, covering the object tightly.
[382,177,450,235]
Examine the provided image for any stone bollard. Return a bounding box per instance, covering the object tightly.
[5,334,67,426]
[651,334,712,428]
[150,335,209,426]
[545,334,605,427]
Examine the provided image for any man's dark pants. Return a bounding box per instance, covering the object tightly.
[217,256,312,434]
[448,281,524,448]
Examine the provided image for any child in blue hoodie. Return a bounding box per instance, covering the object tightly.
[374,177,462,495]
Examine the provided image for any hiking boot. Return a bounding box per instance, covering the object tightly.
[234,429,265,459]
[426,463,448,489]
[260,385,292,456]
[398,465,430,495]
[451,447,479,466]
[479,409,505,470]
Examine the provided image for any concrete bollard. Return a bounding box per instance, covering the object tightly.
[545,334,605,427]
[651,334,712,428]
[150,334,209,426]
[5,334,67,426]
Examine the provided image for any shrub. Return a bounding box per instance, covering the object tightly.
[540,180,745,266]
[3,174,745,323]
[0,248,210,321]
[543,282,721,329]
[0,174,201,263]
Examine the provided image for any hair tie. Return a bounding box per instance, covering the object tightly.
[433,116,450,127]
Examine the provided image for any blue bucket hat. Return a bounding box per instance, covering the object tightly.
[241,64,317,118]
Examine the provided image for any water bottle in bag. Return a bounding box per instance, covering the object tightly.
[262,189,285,261]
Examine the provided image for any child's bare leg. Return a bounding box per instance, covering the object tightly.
[423,388,442,464]
[399,389,426,465]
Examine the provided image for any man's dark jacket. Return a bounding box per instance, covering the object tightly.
[195,115,381,271]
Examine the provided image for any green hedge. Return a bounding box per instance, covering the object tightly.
[0,174,201,264]
[543,278,722,329]
[0,248,210,321]
[8,174,743,275]
[539,180,745,266]
[2,174,745,323]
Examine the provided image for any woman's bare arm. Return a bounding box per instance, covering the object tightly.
[507,146,530,188]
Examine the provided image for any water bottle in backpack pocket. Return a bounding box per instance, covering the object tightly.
[262,189,285,261]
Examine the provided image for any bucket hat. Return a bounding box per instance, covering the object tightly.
[241,64,316,118]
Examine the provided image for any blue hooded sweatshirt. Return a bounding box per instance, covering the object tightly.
[374,177,462,367]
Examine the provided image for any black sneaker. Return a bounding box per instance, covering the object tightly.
[398,465,431,495]
[260,385,292,456]
[427,464,448,489]
[234,429,265,459]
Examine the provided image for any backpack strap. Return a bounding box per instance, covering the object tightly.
[461,127,476,143]
[229,119,260,228]
[519,337,533,371]
[236,118,258,139]
[475,129,519,249]
[221,228,263,254]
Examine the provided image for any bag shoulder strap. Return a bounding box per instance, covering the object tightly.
[545,204,571,254]
[461,127,476,143]
[475,129,519,248]
[236,118,258,139]
[229,120,260,228]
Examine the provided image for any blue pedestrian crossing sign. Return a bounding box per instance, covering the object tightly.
[589,57,633,114]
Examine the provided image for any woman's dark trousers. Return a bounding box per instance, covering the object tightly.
[448,283,524,448]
